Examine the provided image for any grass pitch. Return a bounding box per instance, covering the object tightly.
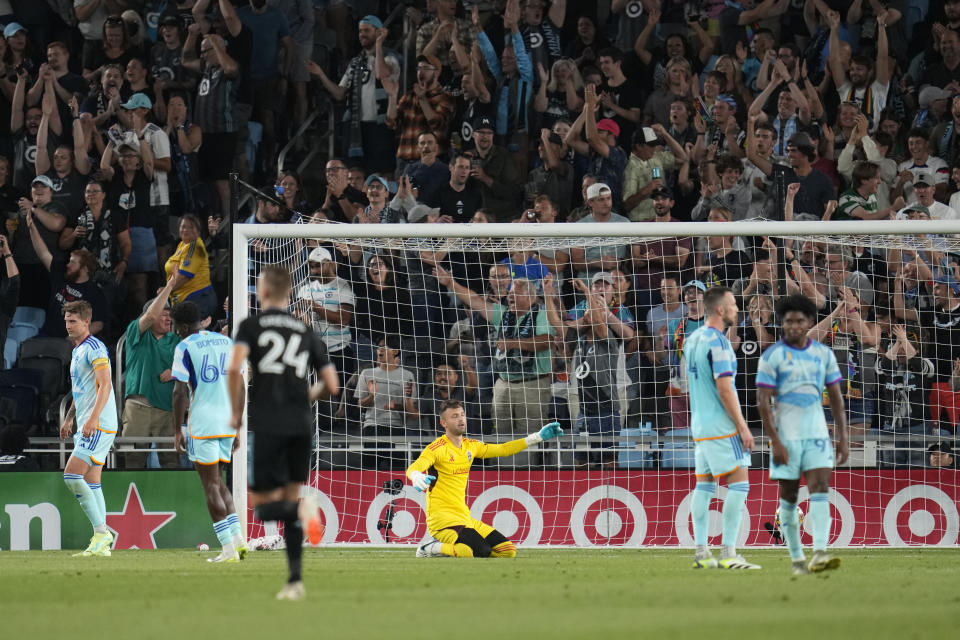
[1,548,955,640]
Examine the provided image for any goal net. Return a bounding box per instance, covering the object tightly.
[232,218,960,549]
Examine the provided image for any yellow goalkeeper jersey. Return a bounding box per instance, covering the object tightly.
[406,435,528,532]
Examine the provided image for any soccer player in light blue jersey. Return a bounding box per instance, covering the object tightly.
[684,286,760,570]
[170,301,247,563]
[60,300,119,557]
[757,295,849,575]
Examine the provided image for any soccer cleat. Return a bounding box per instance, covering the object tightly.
[236,542,249,560]
[808,550,841,573]
[415,540,444,558]
[692,551,718,569]
[300,496,324,546]
[76,530,114,557]
[72,534,98,557]
[276,581,306,601]
[792,559,811,575]
[718,555,762,570]
[207,551,240,563]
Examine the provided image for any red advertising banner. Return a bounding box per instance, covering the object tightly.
[249,470,960,547]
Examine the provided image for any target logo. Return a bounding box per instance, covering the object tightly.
[470,486,543,546]
[365,486,429,544]
[570,486,647,546]
[675,486,751,546]
[883,485,960,547]
[528,32,543,49]
[625,1,644,18]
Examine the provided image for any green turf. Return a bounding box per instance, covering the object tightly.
[1,548,956,639]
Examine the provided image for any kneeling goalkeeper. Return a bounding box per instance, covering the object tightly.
[406,399,563,558]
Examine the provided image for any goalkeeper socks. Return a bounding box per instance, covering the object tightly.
[440,542,475,557]
[254,501,299,523]
[809,493,831,551]
[490,541,517,558]
[87,482,106,530]
[65,474,101,530]
[283,519,304,582]
[691,483,716,546]
[721,481,750,551]
[779,499,804,561]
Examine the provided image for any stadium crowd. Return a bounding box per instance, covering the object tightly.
[1,0,960,469]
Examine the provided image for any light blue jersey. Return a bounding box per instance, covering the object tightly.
[171,331,234,438]
[685,326,738,441]
[70,335,118,433]
[756,339,842,441]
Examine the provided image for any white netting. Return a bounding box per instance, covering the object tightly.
[233,220,960,548]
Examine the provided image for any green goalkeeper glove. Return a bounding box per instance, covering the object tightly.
[524,421,563,446]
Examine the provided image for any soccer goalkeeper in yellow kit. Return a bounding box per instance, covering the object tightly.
[406,399,563,558]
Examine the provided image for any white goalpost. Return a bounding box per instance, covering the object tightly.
[232,219,960,549]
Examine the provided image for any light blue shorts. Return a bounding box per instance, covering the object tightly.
[73,429,116,466]
[769,438,835,481]
[694,435,751,479]
[187,435,234,465]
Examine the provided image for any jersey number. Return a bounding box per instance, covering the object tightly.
[258,330,309,378]
[200,353,227,383]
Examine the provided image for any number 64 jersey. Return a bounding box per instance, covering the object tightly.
[172,330,236,438]
[234,309,331,435]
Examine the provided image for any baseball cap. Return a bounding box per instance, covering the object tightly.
[308,247,333,263]
[919,86,951,109]
[651,185,674,199]
[934,270,960,294]
[904,203,930,215]
[407,204,439,223]
[31,175,54,189]
[359,15,383,29]
[416,54,442,69]
[122,93,153,110]
[365,174,389,190]
[914,173,934,187]
[683,279,706,293]
[591,272,614,286]
[472,116,495,132]
[928,441,954,455]
[3,23,26,39]
[633,126,660,146]
[596,119,620,137]
[159,13,182,28]
[585,182,611,200]
[843,272,874,307]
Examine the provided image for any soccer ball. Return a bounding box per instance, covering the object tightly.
[197,543,210,551]
[774,505,805,532]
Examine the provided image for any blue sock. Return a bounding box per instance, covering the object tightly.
[722,482,750,550]
[64,474,101,530]
[779,499,804,560]
[809,493,831,551]
[87,483,106,529]
[213,518,233,548]
[691,483,716,547]
[227,513,242,541]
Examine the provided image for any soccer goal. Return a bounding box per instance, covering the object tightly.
[232,218,960,549]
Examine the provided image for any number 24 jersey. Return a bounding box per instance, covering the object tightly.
[234,309,331,434]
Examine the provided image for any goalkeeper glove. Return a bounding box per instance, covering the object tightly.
[409,471,435,492]
[524,421,564,446]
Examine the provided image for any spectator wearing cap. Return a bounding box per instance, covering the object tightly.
[386,53,455,176]
[436,154,483,223]
[354,174,393,224]
[24,207,108,341]
[913,87,951,132]
[401,131,450,207]
[415,0,478,69]
[896,175,960,221]
[570,182,630,283]
[567,271,636,344]
[163,214,217,320]
[596,47,644,149]
[633,185,694,313]
[565,83,629,206]
[307,16,400,174]
[296,246,356,386]
[696,93,744,160]
[525,129,573,215]
[25,41,88,130]
[928,442,958,468]
[835,161,906,221]
[664,280,705,429]
[747,129,836,219]
[622,125,680,222]
[183,27,241,220]
[895,129,951,204]
[8,175,68,315]
[465,116,521,221]
[122,276,180,469]
[150,13,199,102]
